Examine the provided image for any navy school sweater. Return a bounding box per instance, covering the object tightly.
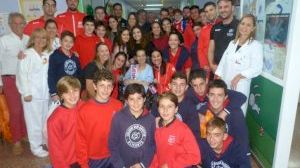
[151,95,201,144]
[48,49,82,96]
[109,106,156,168]
[200,136,251,168]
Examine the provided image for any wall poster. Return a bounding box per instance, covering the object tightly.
[19,0,43,22]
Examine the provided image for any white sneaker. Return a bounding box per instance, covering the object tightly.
[33,149,49,158]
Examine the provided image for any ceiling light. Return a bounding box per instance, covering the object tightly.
[144,7,161,11]
[146,4,163,7]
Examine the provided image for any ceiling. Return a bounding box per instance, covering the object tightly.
[124,0,182,11]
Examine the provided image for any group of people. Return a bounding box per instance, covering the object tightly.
[0,0,264,167]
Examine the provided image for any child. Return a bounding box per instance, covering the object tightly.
[47,76,83,167]
[76,69,123,168]
[200,117,251,168]
[173,9,185,33]
[48,30,82,102]
[16,28,51,157]
[73,15,100,69]
[109,83,156,168]
[150,92,201,167]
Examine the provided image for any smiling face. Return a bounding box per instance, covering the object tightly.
[169,78,188,100]
[128,14,137,27]
[9,16,26,37]
[132,27,142,42]
[151,50,162,68]
[218,0,234,20]
[162,19,171,33]
[45,21,58,39]
[43,0,56,17]
[238,16,255,39]
[95,8,106,21]
[33,33,48,51]
[152,22,161,37]
[204,4,217,22]
[61,87,80,108]
[66,0,78,11]
[109,17,118,30]
[60,35,74,51]
[114,54,126,69]
[191,77,207,97]
[206,126,227,152]
[94,80,114,102]
[127,93,145,115]
[121,29,130,43]
[136,50,146,65]
[208,87,227,113]
[97,44,110,64]
[84,21,95,35]
[95,25,106,38]
[158,98,178,124]
[168,34,180,49]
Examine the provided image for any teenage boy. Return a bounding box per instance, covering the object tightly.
[73,15,100,69]
[200,117,251,167]
[199,79,250,158]
[152,72,201,144]
[47,76,83,168]
[76,69,123,168]
[109,83,155,168]
[56,0,86,36]
[112,3,127,28]
[191,22,204,70]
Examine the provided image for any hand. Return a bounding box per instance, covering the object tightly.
[0,86,3,94]
[73,52,79,57]
[218,110,228,121]
[210,64,218,73]
[230,74,243,90]
[17,51,26,60]
[130,163,143,168]
[24,95,32,102]
[51,95,60,102]
[161,164,168,168]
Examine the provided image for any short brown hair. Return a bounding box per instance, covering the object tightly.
[171,72,187,83]
[56,76,81,98]
[92,69,114,84]
[207,117,227,133]
[158,92,178,107]
[217,0,235,5]
[60,30,75,41]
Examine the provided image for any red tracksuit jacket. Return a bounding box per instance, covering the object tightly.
[56,10,86,36]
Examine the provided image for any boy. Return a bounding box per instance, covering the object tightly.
[200,117,251,167]
[198,79,250,158]
[48,30,82,102]
[109,83,155,168]
[73,15,100,69]
[47,76,83,167]
[151,72,200,144]
[76,69,123,168]
[150,92,201,167]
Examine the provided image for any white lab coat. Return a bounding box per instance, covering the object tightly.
[16,48,50,154]
[215,39,263,115]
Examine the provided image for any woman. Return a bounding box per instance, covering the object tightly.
[112,28,130,61]
[149,21,169,52]
[162,31,192,77]
[44,19,60,51]
[127,12,137,31]
[215,14,263,115]
[108,16,119,42]
[95,21,113,52]
[151,49,176,94]
[16,28,51,157]
[128,26,151,61]
[84,43,112,98]
[111,52,127,99]
[161,18,173,36]
[123,49,154,91]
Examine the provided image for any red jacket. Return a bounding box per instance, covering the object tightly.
[47,101,84,168]
[76,98,123,168]
[153,63,176,94]
[56,10,86,36]
[24,16,64,36]
[99,37,113,53]
[73,33,100,69]
[183,21,195,52]
[150,119,201,168]
[111,68,122,99]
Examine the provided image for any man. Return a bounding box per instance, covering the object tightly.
[56,0,86,36]
[182,6,191,21]
[137,9,151,34]
[159,8,169,20]
[113,3,127,28]
[24,0,63,36]
[208,0,239,73]
[0,12,29,155]
[94,6,108,24]
[197,1,220,72]
[191,22,204,70]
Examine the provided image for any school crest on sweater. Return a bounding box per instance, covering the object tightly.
[125,124,147,148]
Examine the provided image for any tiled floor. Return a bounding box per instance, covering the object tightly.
[0,140,260,168]
[288,104,300,168]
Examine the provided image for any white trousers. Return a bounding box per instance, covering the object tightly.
[22,99,49,154]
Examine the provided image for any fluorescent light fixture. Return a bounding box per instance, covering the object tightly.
[144,8,161,11]
[146,4,163,7]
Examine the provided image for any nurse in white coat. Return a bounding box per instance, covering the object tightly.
[16,28,51,157]
[215,14,263,116]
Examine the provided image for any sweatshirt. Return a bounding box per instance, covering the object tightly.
[109,106,156,168]
[56,10,86,36]
[200,136,251,168]
[76,98,123,168]
[150,119,201,168]
[48,48,82,96]
[47,101,84,168]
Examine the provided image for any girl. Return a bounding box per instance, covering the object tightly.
[16,28,51,157]
[128,26,151,61]
[95,21,113,52]
[127,12,137,31]
[44,19,60,51]
[123,49,154,91]
[149,21,169,52]
[151,49,176,94]
[84,43,112,98]
[112,28,130,61]
[162,31,192,77]
[108,16,119,42]
[150,92,201,167]
[111,52,127,99]
[215,14,263,115]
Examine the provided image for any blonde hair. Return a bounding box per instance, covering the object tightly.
[56,76,81,98]
[27,28,52,52]
[234,14,257,44]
